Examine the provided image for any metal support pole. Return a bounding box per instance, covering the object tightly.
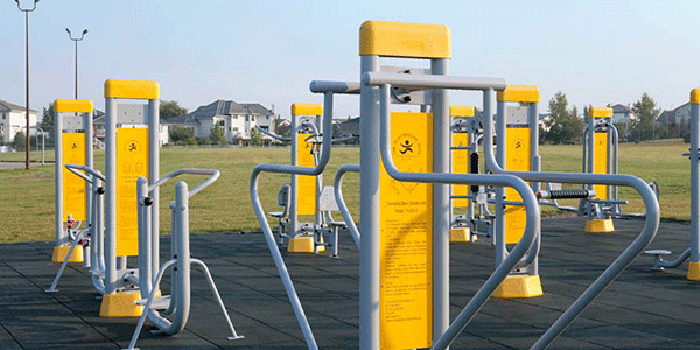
[290,112,299,236]
[495,99,506,265]
[25,11,30,170]
[359,54,380,350]
[431,58,450,343]
[105,97,117,294]
[315,107,324,230]
[691,103,700,264]
[149,99,161,281]
[530,102,540,276]
[75,40,78,99]
[55,111,64,246]
[85,112,93,238]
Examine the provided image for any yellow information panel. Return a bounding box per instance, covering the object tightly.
[116,127,149,256]
[296,133,316,216]
[593,132,608,200]
[505,127,531,244]
[62,133,86,221]
[451,132,470,208]
[379,112,433,350]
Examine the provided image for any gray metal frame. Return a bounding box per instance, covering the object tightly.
[480,89,659,350]
[127,174,243,350]
[494,99,541,276]
[46,164,106,294]
[54,109,93,247]
[104,97,159,295]
[651,100,700,273]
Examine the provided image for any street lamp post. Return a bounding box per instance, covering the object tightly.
[65,28,88,99]
[14,0,39,170]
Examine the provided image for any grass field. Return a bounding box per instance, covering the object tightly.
[0,144,691,244]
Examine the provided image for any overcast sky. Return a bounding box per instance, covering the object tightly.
[1,0,699,119]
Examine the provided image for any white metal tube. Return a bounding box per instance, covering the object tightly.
[104,97,117,295]
[359,54,380,350]
[333,164,360,247]
[363,72,507,91]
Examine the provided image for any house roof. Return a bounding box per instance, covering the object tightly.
[0,100,37,113]
[161,114,200,127]
[609,104,631,113]
[342,117,360,125]
[191,100,274,117]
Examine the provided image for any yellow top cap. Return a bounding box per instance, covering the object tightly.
[359,20,451,58]
[104,79,160,100]
[54,99,93,113]
[291,103,323,116]
[691,88,700,104]
[497,85,540,103]
[450,106,475,117]
[589,107,612,119]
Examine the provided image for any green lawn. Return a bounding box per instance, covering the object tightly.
[0,144,690,244]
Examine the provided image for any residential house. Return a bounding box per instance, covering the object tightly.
[92,104,169,146]
[0,100,38,143]
[608,104,635,139]
[186,100,275,146]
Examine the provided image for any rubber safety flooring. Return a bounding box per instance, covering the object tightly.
[0,217,699,350]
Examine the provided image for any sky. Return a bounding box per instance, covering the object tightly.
[1,0,699,120]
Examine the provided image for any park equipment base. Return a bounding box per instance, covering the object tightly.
[51,244,84,263]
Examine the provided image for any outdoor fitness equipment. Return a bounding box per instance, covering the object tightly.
[449,105,485,242]
[52,99,94,263]
[260,103,354,254]
[124,169,243,350]
[99,79,161,317]
[644,88,700,281]
[46,163,106,294]
[257,21,538,350]
[579,107,620,232]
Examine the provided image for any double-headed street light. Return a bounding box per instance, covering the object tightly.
[65,28,88,99]
[14,0,40,170]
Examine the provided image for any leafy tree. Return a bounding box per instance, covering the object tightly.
[630,93,659,141]
[13,131,26,150]
[250,127,262,146]
[160,100,188,120]
[168,126,195,145]
[543,92,584,144]
[41,103,56,140]
[209,124,226,144]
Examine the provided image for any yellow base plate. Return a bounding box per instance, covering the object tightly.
[492,275,543,298]
[450,228,472,242]
[99,291,143,317]
[688,261,700,281]
[287,237,325,253]
[51,245,84,263]
[585,218,615,233]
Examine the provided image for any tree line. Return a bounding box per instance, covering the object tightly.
[540,91,681,144]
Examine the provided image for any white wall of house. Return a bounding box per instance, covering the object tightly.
[0,111,38,141]
[204,113,274,142]
[675,103,692,124]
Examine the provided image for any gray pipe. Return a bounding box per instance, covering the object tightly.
[374,84,541,350]
[334,164,361,247]
[249,92,336,350]
[480,90,659,350]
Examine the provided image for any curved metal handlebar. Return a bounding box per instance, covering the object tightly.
[255,125,291,142]
[250,91,338,350]
[375,85,541,350]
[149,168,219,198]
[64,163,105,183]
[334,164,360,247]
[482,89,660,350]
